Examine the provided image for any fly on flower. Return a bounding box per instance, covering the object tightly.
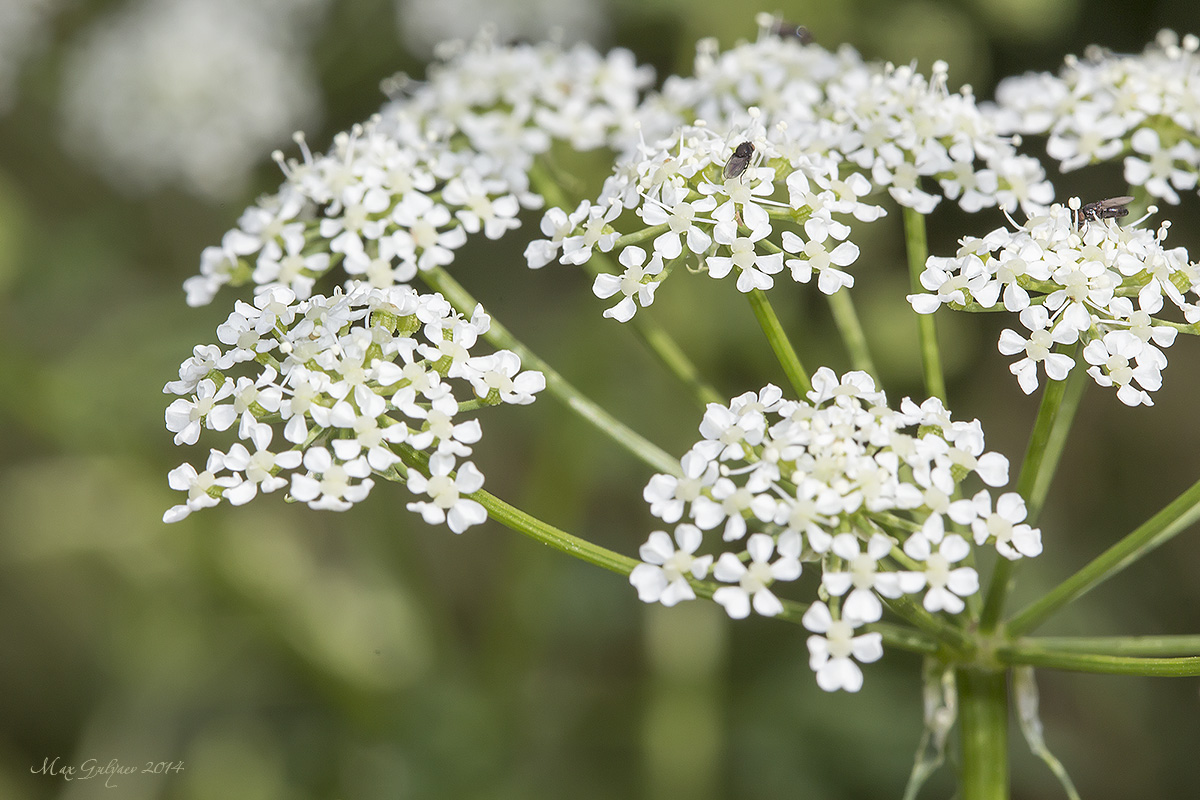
[768,20,814,44]
[1074,196,1134,228]
[723,141,756,180]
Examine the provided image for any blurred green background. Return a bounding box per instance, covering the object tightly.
[3,0,1200,798]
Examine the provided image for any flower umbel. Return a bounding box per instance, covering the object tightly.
[630,368,1038,691]
[163,285,544,528]
[910,199,1196,405]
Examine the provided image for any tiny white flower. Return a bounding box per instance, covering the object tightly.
[802,601,883,693]
[629,524,714,607]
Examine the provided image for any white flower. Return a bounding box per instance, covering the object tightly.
[525,202,589,268]
[711,533,801,619]
[997,306,1077,395]
[781,218,860,294]
[463,351,545,405]
[641,196,716,260]
[221,423,303,505]
[592,245,664,322]
[802,601,883,693]
[902,533,979,614]
[165,378,236,446]
[163,451,235,522]
[706,221,784,293]
[969,490,1043,560]
[405,452,488,533]
[392,192,469,271]
[560,200,621,265]
[290,447,375,512]
[821,533,913,624]
[643,449,719,524]
[1083,330,1160,407]
[629,524,713,606]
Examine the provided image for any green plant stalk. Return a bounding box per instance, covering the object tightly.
[1008,472,1200,636]
[420,265,680,476]
[1008,470,1200,638]
[474,484,642,576]
[462,474,948,656]
[528,160,724,409]
[1012,635,1200,656]
[1025,354,1087,519]
[902,206,946,403]
[826,288,880,381]
[575,241,724,408]
[746,287,811,397]
[957,667,1009,800]
[636,322,726,407]
[980,356,1080,632]
[999,647,1200,677]
[756,237,878,383]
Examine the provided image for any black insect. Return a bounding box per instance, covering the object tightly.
[723,141,756,180]
[1074,196,1134,228]
[768,20,814,44]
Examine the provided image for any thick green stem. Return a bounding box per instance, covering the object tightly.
[420,265,680,476]
[1011,635,1200,656]
[826,289,879,382]
[999,646,1200,677]
[1008,472,1200,636]
[745,288,811,397]
[981,357,1081,632]
[902,207,946,403]
[957,668,1009,800]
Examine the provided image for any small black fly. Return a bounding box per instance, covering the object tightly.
[768,20,814,44]
[1074,196,1135,228]
[723,141,756,180]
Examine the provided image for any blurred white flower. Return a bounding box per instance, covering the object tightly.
[59,0,325,199]
[395,0,609,58]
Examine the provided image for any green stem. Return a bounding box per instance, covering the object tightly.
[1008,472,1200,636]
[474,484,641,576]
[980,355,1081,631]
[902,206,946,403]
[1025,353,1086,520]
[529,160,723,409]
[579,245,724,408]
[1011,635,1200,656]
[420,265,680,476]
[957,668,1009,800]
[999,646,1200,677]
[480,483,949,656]
[826,289,879,381]
[636,321,725,407]
[745,287,811,397]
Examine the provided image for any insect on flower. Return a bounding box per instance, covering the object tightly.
[768,20,814,44]
[1074,196,1134,228]
[723,141,756,181]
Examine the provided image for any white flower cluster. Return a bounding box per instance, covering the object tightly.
[909,199,1197,406]
[163,284,545,528]
[636,21,1053,215]
[59,0,323,199]
[630,369,1041,692]
[528,123,882,321]
[992,30,1200,205]
[182,32,653,306]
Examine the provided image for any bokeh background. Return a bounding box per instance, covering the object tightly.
[3,0,1200,797]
